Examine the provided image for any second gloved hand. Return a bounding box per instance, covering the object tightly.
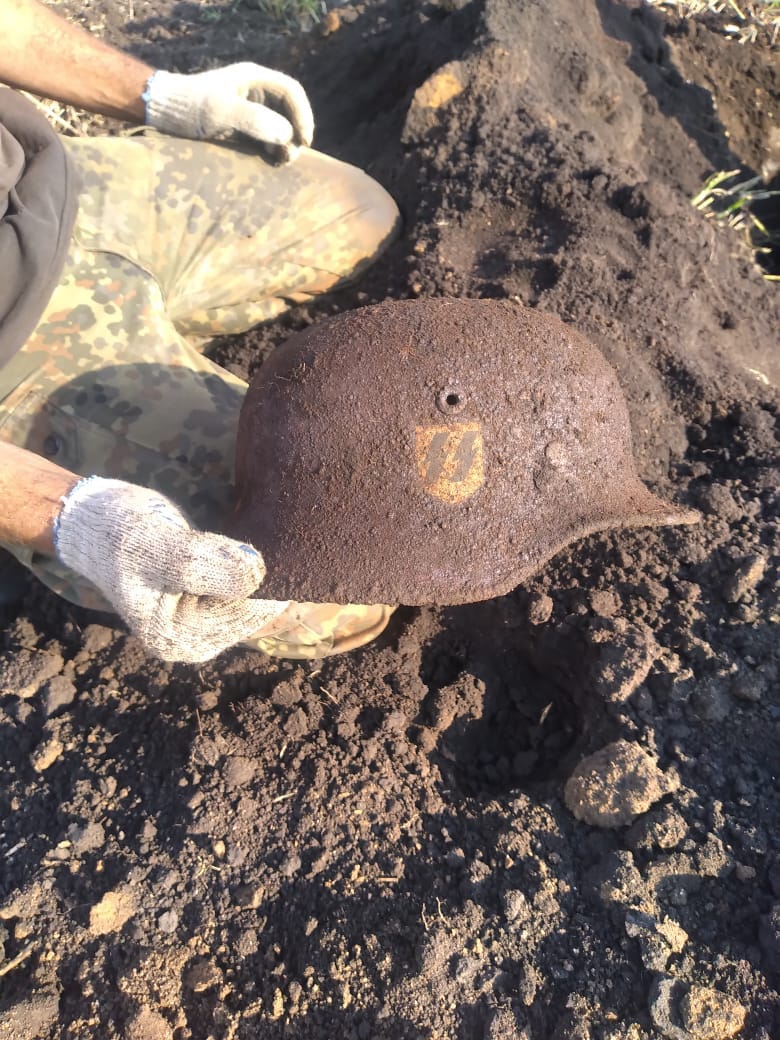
[54,477,290,663]
[144,63,314,160]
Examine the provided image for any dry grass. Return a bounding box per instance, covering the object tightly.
[246,0,324,27]
[645,0,780,45]
[662,3,780,276]
[21,92,89,136]
[692,169,780,278]
[21,91,127,137]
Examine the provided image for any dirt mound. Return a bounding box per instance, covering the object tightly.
[0,1,777,1038]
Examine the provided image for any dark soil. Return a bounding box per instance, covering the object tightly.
[1,2,778,1039]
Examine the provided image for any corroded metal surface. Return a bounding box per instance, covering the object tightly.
[227,298,698,605]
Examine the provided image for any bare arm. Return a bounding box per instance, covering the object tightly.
[0,0,152,122]
[0,442,79,554]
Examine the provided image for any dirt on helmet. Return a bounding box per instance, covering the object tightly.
[227,298,697,605]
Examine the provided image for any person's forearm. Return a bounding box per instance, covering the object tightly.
[0,0,152,122]
[0,442,79,555]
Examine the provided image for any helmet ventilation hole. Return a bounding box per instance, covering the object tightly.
[437,387,466,415]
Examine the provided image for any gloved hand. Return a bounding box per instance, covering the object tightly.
[54,477,289,664]
[144,63,314,160]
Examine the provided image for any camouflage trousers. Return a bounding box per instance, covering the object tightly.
[0,133,399,659]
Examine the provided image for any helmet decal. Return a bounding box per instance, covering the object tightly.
[415,422,484,503]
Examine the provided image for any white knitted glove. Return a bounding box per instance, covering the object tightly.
[54,477,289,664]
[144,63,314,160]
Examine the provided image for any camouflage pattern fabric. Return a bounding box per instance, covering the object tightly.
[0,132,399,659]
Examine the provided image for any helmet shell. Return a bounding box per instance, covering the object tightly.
[226,298,696,605]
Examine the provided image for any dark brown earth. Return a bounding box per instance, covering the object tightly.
[1,2,778,1039]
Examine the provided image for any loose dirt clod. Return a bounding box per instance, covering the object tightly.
[88,888,137,937]
[124,1008,173,1040]
[650,976,691,1040]
[680,985,747,1040]
[625,910,688,972]
[0,648,64,699]
[649,976,748,1040]
[0,991,59,1040]
[229,298,696,605]
[564,740,679,827]
[30,730,64,773]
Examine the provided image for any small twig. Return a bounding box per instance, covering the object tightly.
[194,857,223,879]
[3,839,26,859]
[20,91,84,136]
[0,943,34,977]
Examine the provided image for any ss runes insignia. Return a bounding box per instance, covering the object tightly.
[415,422,485,504]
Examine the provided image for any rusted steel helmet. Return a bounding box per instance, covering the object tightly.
[226,298,697,605]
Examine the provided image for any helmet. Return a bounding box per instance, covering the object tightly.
[226,298,697,605]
